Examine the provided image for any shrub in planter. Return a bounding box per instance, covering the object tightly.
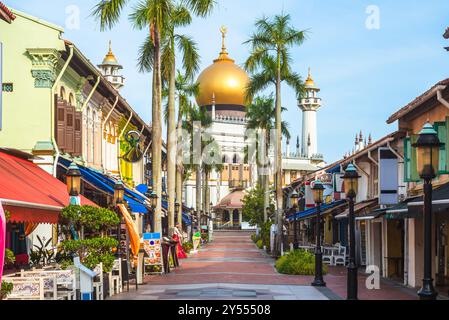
[256,239,263,249]
[0,281,13,300]
[275,249,328,276]
[5,248,15,265]
[182,242,193,254]
[59,237,118,272]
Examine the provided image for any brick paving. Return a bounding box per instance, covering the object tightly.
[110,231,420,300]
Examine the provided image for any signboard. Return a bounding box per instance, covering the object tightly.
[143,233,162,266]
[316,173,333,185]
[379,148,399,205]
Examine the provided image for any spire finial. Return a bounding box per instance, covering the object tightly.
[108,40,112,53]
[220,25,228,54]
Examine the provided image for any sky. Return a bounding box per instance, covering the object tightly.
[7,0,449,163]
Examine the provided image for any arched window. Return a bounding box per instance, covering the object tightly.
[233,154,240,164]
[68,93,75,106]
[60,86,66,101]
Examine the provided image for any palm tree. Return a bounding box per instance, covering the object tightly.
[182,104,212,230]
[92,0,216,235]
[162,71,199,229]
[246,95,290,223]
[244,14,306,256]
[201,138,223,222]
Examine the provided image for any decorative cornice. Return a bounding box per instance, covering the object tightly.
[26,48,61,88]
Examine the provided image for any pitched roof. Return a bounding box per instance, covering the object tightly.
[387,78,449,124]
[0,1,15,23]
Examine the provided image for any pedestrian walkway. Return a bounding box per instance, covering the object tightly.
[110,231,418,300]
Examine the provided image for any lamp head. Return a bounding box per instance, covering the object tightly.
[413,122,444,180]
[66,162,82,196]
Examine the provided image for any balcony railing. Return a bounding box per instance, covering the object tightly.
[229,179,248,189]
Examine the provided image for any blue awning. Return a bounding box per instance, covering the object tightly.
[161,199,192,226]
[326,164,341,174]
[288,200,346,222]
[58,157,149,214]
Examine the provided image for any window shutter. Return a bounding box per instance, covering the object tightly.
[410,135,420,182]
[56,97,66,150]
[434,122,448,174]
[65,105,75,154]
[74,111,82,156]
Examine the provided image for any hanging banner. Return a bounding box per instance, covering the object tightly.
[379,148,399,205]
[143,233,162,266]
[0,200,6,284]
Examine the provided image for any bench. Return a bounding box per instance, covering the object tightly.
[3,277,45,300]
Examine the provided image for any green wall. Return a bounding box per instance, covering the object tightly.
[0,9,65,152]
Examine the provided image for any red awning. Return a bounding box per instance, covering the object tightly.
[214,190,245,210]
[0,150,96,224]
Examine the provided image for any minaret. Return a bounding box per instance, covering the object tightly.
[298,68,322,158]
[98,41,125,90]
[296,136,300,156]
[211,93,216,120]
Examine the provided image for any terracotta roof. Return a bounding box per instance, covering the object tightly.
[0,1,15,23]
[387,78,449,124]
[214,190,245,210]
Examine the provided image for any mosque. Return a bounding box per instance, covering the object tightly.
[184,28,326,229]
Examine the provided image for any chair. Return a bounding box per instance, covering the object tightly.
[121,259,138,292]
[19,269,76,300]
[92,263,104,300]
[109,258,122,296]
[334,245,347,266]
[322,247,335,265]
[3,277,45,300]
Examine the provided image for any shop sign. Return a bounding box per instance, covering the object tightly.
[143,233,162,266]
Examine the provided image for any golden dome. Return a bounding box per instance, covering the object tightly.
[102,41,119,65]
[305,67,315,87]
[196,27,250,107]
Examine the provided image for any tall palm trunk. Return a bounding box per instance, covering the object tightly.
[152,24,163,234]
[167,46,176,236]
[263,128,270,223]
[275,50,283,256]
[196,165,202,229]
[176,104,183,230]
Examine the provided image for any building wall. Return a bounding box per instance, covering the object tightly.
[0,9,65,152]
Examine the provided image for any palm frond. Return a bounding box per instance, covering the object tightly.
[91,0,129,31]
[175,34,200,79]
[186,0,216,17]
[137,34,155,73]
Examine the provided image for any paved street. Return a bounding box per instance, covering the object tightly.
[110,231,420,300]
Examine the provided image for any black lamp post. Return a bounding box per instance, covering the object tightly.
[311,179,326,287]
[113,180,125,258]
[290,189,300,249]
[413,122,443,300]
[66,162,82,197]
[342,163,361,300]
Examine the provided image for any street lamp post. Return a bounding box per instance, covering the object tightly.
[113,180,125,259]
[342,163,361,300]
[311,180,326,287]
[66,162,82,204]
[66,162,82,240]
[413,122,443,300]
[290,189,300,249]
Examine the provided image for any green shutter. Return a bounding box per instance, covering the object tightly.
[446,116,449,172]
[404,137,411,182]
[410,135,420,182]
[434,122,448,174]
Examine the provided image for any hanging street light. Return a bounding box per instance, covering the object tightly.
[149,190,159,209]
[290,189,300,249]
[113,180,125,205]
[311,179,326,287]
[413,122,444,300]
[66,162,82,197]
[342,163,361,300]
